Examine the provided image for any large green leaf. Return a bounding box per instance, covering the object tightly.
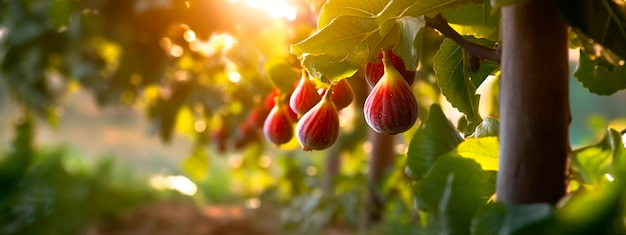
[437,172,484,234]
[557,0,626,64]
[407,104,463,180]
[471,203,553,235]
[451,137,499,171]
[375,0,472,51]
[264,58,300,94]
[574,52,626,96]
[553,186,625,235]
[378,0,471,22]
[442,0,500,41]
[433,37,497,122]
[414,155,486,232]
[317,0,389,29]
[394,16,426,70]
[291,15,400,82]
[571,128,625,185]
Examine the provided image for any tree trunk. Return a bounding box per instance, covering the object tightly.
[497,0,570,204]
[366,131,395,222]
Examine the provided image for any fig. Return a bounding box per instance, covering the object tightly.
[246,105,270,128]
[210,116,230,153]
[234,122,260,150]
[290,70,321,115]
[364,51,418,135]
[264,88,279,109]
[265,88,298,121]
[296,86,340,151]
[263,98,294,145]
[365,50,415,88]
[330,79,354,110]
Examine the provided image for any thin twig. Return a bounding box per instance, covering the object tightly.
[425,14,501,63]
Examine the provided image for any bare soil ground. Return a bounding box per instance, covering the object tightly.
[91,201,281,235]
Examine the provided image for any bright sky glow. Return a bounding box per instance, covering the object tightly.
[149,174,198,196]
[230,0,297,21]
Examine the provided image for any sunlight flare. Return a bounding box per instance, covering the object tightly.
[230,0,297,21]
[149,174,198,196]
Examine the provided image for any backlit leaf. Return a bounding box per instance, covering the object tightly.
[264,58,300,93]
[394,16,426,70]
[557,0,626,64]
[442,0,500,41]
[317,0,389,29]
[291,15,400,82]
[554,186,624,234]
[571,128,625,185]
[451,137,499,171]
[574,52,626,96]
[434,37,497,122]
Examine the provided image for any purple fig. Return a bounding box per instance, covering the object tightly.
[330,79,354,110]
[263,98,294,145]
[296,87,340,151]
[290,70,321,115]
[365,50,415,88]
[364,51,418,135]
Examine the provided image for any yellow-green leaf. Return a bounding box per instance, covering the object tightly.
[451,137,499,171]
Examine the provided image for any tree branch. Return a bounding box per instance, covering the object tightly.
[425,14,501,63]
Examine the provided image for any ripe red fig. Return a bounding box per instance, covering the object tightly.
[246,104,270,129]
[263,98,294,145]
[365,50,415,88]
[329,79,354,110]
[264,88,279,110]
[290,70,321,115]
[265,88,298,121]
[364,51,418,135]
[296,86,340,151]
[210,116,231,152]
[234,123,258,149]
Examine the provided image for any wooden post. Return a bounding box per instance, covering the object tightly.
[497,0,570,204]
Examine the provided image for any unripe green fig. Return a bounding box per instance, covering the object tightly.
[364,51,418,135]
[296,87,340,151]
[365,50,415,88]
[290,70,321,115]
[330,79,354,110]
[263,98,294,145]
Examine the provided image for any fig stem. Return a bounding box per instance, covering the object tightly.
[425,14,501,63]
[381,51,408,85]
[323,84,334,101]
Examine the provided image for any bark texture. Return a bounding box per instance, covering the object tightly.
[497,0,570,204]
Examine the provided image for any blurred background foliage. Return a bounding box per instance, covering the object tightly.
[1,0,626,234]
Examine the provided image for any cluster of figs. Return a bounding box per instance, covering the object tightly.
[261,50,418,151]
